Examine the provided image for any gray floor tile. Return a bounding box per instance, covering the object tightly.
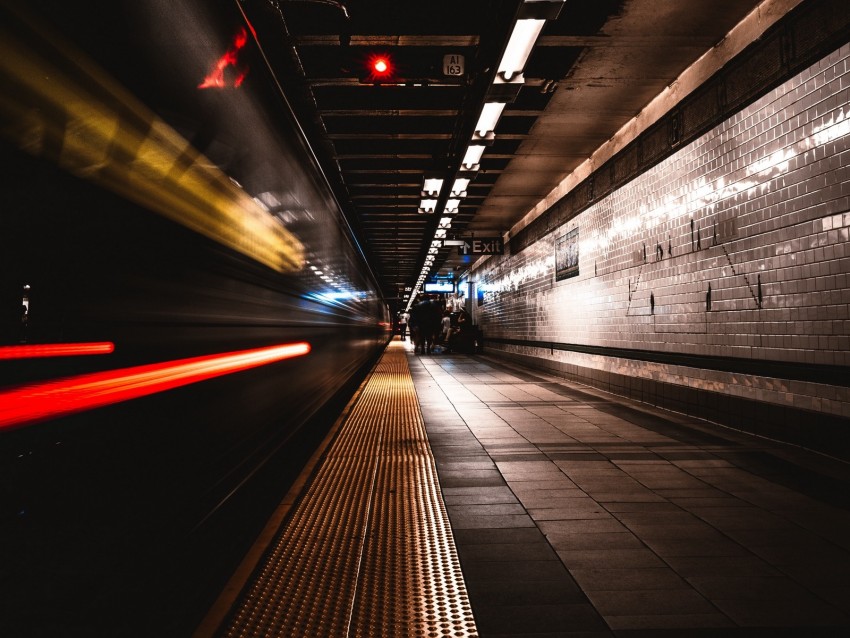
[472,603,609,634]
[448,513,536,529]
[443,492,520,505]
[604,613,734,631]
[465,578,586,605]
[585,589,716,616]
[447,503,527,516]
[458,541,560,562]
[410,352,850,633]
[544,532,644,551]
[556,548,666,569]
[710,597,850,627]
[461,559,574,582]
[570,567,690,591]
[452,527,544,545]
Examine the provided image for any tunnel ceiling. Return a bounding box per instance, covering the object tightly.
[242,0,766,306]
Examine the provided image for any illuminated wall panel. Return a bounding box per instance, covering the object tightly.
[473,43,850,421]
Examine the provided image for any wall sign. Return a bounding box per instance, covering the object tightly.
[555,228,579,281]
[457,237,503,255]
[443,54,465,77]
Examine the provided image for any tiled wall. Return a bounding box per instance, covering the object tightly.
[473,43,850,421]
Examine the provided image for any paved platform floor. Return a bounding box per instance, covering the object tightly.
[407,344,850,636]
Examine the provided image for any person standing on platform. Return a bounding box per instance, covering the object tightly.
[399,310,410,341]
[440,310,452,345]
[421,296,442,354]
[409,296,424,354]
[411,295,440,354]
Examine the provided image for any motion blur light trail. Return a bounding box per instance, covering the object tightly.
[198,26,249,89]
[0,5,304,273]
[0,342,115,360]
[0,342,311,431]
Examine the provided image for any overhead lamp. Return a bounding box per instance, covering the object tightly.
[451,178,470,198]
[421,177,443,197]
[518,0,567,20]
[439,217,452,229]
[418,198,438,214]
[461,145,486,171]
[498,19,546,82]
[445,198,461,214]
[431,240,442,247]
[428,247,439,254]
[434,228,447,238]
[475,102,506,137]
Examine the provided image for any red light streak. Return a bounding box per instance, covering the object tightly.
[0,342,115,360]
[0,342,311,431]
[199,27,249,89]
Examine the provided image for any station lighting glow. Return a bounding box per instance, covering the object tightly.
[0,342,311,431]
[405,8,556,302]
[475,102,506,136]
[461,145,486,170]
[445,198,461,213]
[498,19,546,81]
[451,178,470,197]
[422,177,444,197]
[418,198,438,214]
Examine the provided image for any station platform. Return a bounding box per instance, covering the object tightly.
[197,338,850,637]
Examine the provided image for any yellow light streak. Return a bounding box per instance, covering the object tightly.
[0,7,304,273]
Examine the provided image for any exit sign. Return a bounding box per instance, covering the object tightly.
[457,237,504,255]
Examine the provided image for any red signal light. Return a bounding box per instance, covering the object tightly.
[364,53,395,83]
[373,57,389,74]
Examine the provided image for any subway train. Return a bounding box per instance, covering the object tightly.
[0,0,390,634]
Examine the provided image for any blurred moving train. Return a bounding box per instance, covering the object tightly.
[0,0,390,634]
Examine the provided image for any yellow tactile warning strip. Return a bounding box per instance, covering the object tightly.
[217,340,478,637]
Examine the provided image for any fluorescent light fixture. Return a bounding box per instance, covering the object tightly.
[451,178,470,197]
[428,247,439,254]
[418,198,438,214]
[445,198,461,214]
[434,228,447,238]
[422,177,443,197]
[498,19,545,81]
[462,145,485,170]
[431,240,442,247]
[475,102,506,136]
[439,217,452,229]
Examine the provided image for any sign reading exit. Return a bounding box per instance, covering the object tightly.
[457,237,503,255]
